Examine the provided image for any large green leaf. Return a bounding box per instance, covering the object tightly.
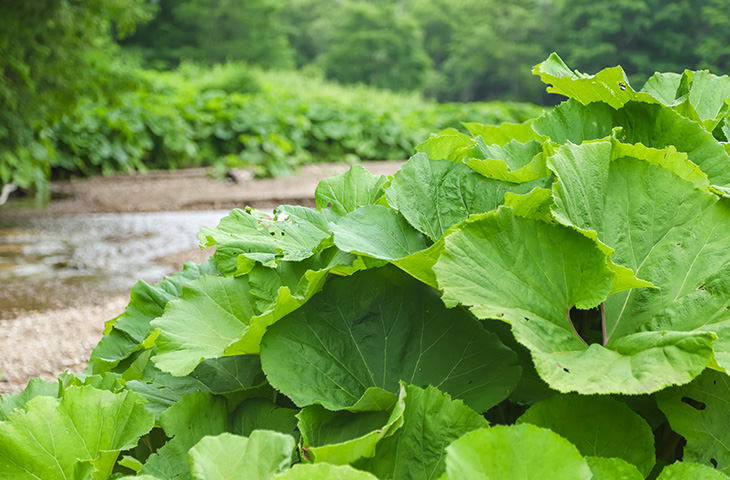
[549,140,729,379]
[271,464,378,480]
[140,392,228,479]
[533,99,730,188]
[656,462,730,480]
[443,424,592,479]
[297,388,405,465]
[152,249,354,375]
[199,206,335,275]
[642,70,730,131]
[517,394,655,476]
[384,153,536,241]
[533,52,657,109]
[260,266,520,413]
[330,205,429,260]
[656,369,730,475]
[466,140,550,184]
[189,431,295,480]
[0,377,58,421]
[463,121,546,146]
[0,386,154,479]
[151,274,257,376]
[88,261,218,374]
[415,128,487,163]
[353,384,487,480]
[315,164,389,216]
[585,457,644,480]
[435,207,676,393]
[127,356,267,416]
[231,398,300,440]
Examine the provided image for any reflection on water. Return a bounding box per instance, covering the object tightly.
[0,210,231,318]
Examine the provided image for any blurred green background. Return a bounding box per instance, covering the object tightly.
[2,0,728,196]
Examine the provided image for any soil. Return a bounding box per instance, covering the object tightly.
[0,161,403,394]
[2,161,402,217]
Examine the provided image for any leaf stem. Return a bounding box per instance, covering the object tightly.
[601,302,607,346]
[566,307,589,346]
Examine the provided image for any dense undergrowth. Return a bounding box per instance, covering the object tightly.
[36,63,542,181]
[3,54,730,479]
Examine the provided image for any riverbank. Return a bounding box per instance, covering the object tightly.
[0,161,403,394]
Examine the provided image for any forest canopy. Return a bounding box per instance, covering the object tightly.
[122,0,730,104]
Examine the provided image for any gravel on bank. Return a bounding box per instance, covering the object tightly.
[0,296,128,394]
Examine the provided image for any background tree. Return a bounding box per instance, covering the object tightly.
[319,2,432,92]
[0,0,153,192]
[121,0,294,69]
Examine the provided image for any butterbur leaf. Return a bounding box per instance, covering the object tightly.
[385,153,536,240]
[466,140,550,184]
[354,384,487,480]
[88,260,218,374]
[656,369,730,475]
[435,207,655,393]
[140,392,228,479]
[199,206,334,275]
[127,356,266,416]
[415,128,487,163]
[151,275,257,376]
[550,140,729,383]
[533,99,730,188]
[643,70,730,131]
[189,431,295,480]
[330,205,429,260]
[272,463,378,480]
[0,377,58,421]
[260,266,520,413]
[0,386,154,479]
[444,424,592,479]
[533,52,656,109]
[463,121,546,145]
[231,398,300,440]
[297,388,405,465]
[517,394,655,476]
[152,249,356,375]
[585,457,644,480]
[315,164,388,216]
[656,462,730,480]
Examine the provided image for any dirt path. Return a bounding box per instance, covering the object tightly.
[0,161,403,394]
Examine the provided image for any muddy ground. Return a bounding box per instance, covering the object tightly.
[0,161,403,394]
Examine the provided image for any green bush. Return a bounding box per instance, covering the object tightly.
[47,66,544,179]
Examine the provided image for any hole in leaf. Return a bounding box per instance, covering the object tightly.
[270,231,275,236]
[676,242,682,247]
[619,82,627,91]
[563,367,570,373]
[711,458,718,468]
[568,305,603,345]
[697,283,706,291]
[524,317,530,321]
[681,397,707,410]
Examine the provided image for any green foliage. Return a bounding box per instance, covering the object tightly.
[45,67,543,179]
[120,0,294,69]
[320,2,431,92]
[0,0,153,191]
[7,55,730,479]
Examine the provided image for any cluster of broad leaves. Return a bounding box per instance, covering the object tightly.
[4,53,730,479]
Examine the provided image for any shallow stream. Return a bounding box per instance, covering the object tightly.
[0,210,230,318]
